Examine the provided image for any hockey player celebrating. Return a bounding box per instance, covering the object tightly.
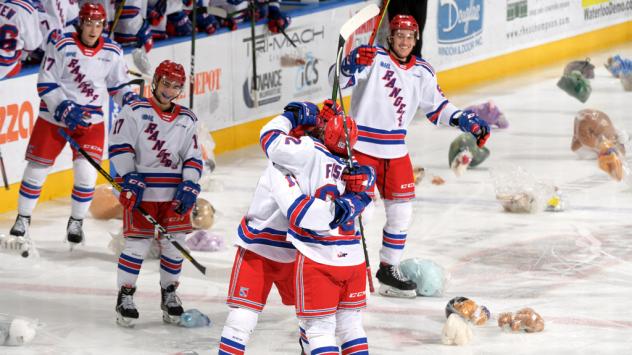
[257,102,374,354]
[332,15,491,298]
[0,0,44,80]
[108,59,203,327]
[6,2,136,255]
[218,102,373,354]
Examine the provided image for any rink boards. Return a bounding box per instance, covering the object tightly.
[0,0,631,213]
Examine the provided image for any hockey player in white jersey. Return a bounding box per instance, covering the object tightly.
[218,102,372,355]
[259,102,374,354]
[7,2,135,255]
[0,0,43,80]
[109,59,203,327]
[332,15,491,298]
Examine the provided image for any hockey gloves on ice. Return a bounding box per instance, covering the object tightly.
[451,110,490,148]
[341,45,377,76]
[119,173,146,210]
[283,101,320,129]
[331,191,372,229]
[172,180,201,215]
[267,5,290,34]
[55,100,89,131]
[319,99,342,122]
[342,165,376,193]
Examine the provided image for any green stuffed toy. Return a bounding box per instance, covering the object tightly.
[556,70,591,103]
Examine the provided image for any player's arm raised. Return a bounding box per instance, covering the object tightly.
[259,101,320,175]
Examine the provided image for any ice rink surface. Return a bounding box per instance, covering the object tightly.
[2,44,632,354]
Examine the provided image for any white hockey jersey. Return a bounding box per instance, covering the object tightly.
[36,31,132,126]
[43,0,79,34]
[0,0,43,79]
[109,97,203,202]
[236,162,340,263]
[336,46,461,159]
[113,0,148,44]
[260,115,367,267]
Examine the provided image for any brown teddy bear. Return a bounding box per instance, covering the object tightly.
[498,308,544,333]
[571,109,625,156]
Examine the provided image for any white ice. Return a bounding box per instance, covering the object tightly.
[2,44,632,354]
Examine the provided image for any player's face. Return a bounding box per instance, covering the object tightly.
[390,29,416,60]
[154,77,183,107]
[80,19,105,47]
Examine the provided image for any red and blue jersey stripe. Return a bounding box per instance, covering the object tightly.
[183,158,203,177]
[109,143,135,158]
[426,100,449,125]
[357,125,407,145]
[236,217,293,249]
[259,129,282,157]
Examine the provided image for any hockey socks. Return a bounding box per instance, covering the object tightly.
[219,308,258,355]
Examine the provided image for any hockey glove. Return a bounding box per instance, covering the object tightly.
[342,165,376,193]
[451,110,491,148]
[166,12,193,37]
[197,12,219,35]
[148,0,167,26]
[54,100,89,131]
[330,191,372,229]
[267,5,290,34]
[119,173,146,210]
[172,180,201,215]
[137,20,154,52]
[282,101,320,129]
[122,92,140,107]
[341,45,377,76]
[319,99,342,123]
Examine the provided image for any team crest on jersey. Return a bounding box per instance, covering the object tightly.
[380,62,390,69]
[239,287,249,297]
[141,114,153,122]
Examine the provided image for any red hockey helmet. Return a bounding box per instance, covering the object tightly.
[154,60,186,87]
[389,15,420,40]
[323,114,358,158]
[79,3,106,24]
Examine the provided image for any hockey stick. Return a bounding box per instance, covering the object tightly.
[189,1,198,109]
[58,129,208,276]
[330,4,380,104]
[249,0,258,106]
[0,147,8,190]
[127,78,145,97]
[330,4,380,293]
[109,0,127,38]
[280,28,297,48]
[368,0,391,46]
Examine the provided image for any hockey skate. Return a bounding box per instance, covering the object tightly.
[66,217,85,250]
[161,283,184,325]
[116,285,139,327]
[2,214,35,258]
[376,263,417,298]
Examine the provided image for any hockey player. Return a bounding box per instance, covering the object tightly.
[7,2,135,254]
[332,15,491,298]
[0,0,44,80]
[218,102,371,354]
[256,103,374,354]
[208,0,290,34]
[109,59,203,327]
